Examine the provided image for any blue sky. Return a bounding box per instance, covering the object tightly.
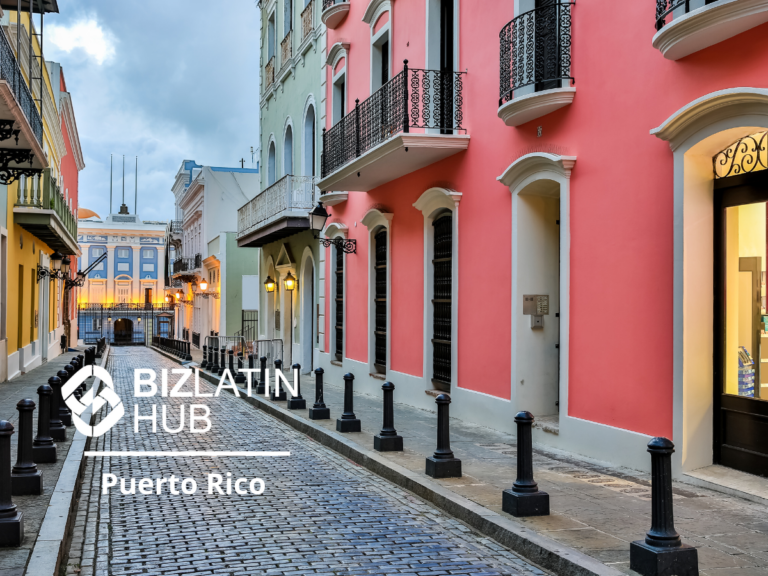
[44,0,261,222]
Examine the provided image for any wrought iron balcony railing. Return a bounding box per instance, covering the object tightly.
[15,168,77,239]
[167,219,182,235]
[655,0,718,30]
[0,25,42,146]
[499,2,574,106]
[281,31,292,69]
[321,61,466,178]
[302,0,314,41]
[237,175,317,238]
[265,56,275,88]
[173,254,202,275]
[322,0,336,9]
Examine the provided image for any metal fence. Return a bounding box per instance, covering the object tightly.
[77,304,175,346]
[173,254,202,274]
[655,0,717,30]
[237,175,316,238]
[0,23,42,145]
[321,61,466,177]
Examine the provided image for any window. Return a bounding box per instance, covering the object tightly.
[143,264,155,272]
[117,263,129,272]
[268,141,277,186]
[335,246,344,361]
[432,213,452,388]
[268,14,276,60]
[374,229,387,373]
[118,249,130,258]
[93,262,105,271]
[92,247,105,256]
[93,318,102,331]
[303,104,316,177]
[333,74,346,123]
[284,0,293,36]
[284,125,293,177]
[142,249,153,258]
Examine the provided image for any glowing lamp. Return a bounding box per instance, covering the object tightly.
[200,280,208,291]
[264,276,276,293]
[284,272,296,292]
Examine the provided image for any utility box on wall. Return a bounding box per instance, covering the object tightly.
[523,295,548,329]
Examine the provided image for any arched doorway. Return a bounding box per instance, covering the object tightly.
[300,253,314,373]
[114,318,134,345]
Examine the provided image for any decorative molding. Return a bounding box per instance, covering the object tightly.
[362,0,391,23]
[361,206,393,230]
[653,0,768,60]
[319,191,348,206]
[60,92,86,171]
[326,41,350,68]
[497,152,577,189]
[413,187,462,217]
[323,221,348,238]
[497,87,576,127]
[0,119,19,144]
[650,87,768,150]
[322,2,351,29]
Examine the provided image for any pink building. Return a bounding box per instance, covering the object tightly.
[317,0,768,478]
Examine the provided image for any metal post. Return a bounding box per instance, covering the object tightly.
[271,359,286,401]
[58,369,73,427]
[235,352,246,384]
[257,356,267,395]
[374,381,402,451]
[0,420,23,546]
[425,394,461,478]
[185,341,192,361]
[77,354,85,369]
[403,60,409,133]
[201,345,208,369]
[211,346,220,374]
[336,373,360,432]
[309,367,329,420]
[630,438,698,575]
[287,363,306,409]
[33,385,55,463]
[502,411,549,516]
[11,400,42,495]
[355,99,361,158]
[218,347,226,376]
[228,349,235,376]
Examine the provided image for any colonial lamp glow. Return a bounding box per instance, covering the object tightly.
[61,256,71,275]
[284,272,296,291]
[264,276,276,293]
[175,290,183,300]
[199,280,208,291]
[165,294,171,303]
[50,252,63,272]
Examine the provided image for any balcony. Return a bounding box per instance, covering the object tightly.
[0,24,46,181]
[172,254,202,277]
[319,62,469,193]
[265,56,275,89]
[653,0,768,60]
[321,0,350,29]
[280,31,292,72]
[237,175,317,248]
[167,219,182,238]
[301,0,314,42]
[497,2,575,127]
[13,168,78,255]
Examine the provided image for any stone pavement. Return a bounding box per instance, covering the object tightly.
[224,369,768,576]
[0,348,90,576]
[65,347,551,576]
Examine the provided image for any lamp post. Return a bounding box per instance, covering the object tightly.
[284,272,296,367]
[61,256,71,350]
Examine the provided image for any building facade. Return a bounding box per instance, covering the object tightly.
[0,2,83,380]
[168,161,260,349]
[236,0,325,372]
[306,0,768,479]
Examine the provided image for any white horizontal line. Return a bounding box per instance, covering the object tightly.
[84,451,291,457]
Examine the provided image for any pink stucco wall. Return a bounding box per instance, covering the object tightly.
[323,1,768,439]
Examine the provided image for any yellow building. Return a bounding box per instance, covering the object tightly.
[0,1,80,380]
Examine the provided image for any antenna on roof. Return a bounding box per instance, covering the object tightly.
[135,156,138,216]
[109,154,113,214]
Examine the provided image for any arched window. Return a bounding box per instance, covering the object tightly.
[370,9,390,92]
[284,124,294,177]
[268,141,277,185]
[303,103,316,177]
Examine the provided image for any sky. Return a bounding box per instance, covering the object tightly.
[43,0,261,222]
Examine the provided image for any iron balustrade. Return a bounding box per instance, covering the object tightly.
[656,0,718,30]
[15,168,77,239]
[321,61,466,178]
[237,175,317,238]
[322,0,339,9]
[167,220,182,235]
[173,254,202,274]
[499,2,574,106]
[301,0,314,41]
[265,56,275,88]
[0,24,42,146]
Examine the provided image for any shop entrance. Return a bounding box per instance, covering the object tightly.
[714,137,768,476]
[114,318,134,345]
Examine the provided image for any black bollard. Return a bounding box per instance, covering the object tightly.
[185,342,192,361]
[218,347,226,377]
[228,349,235,376]
[235,352,246,384]
[309,367,330,420]
[201,345,208,369]
[287,363,306,409]
[425,394,461,478]
[257,356,267,395]
[336,373,361,432]
[270,359,287,401]
[77,354,85,370]
[48,377,66,442]
[374,381,403,451]
[11,400,42,495]
[630,438,698,576]
[0,421,23,546]
[33,385,56,463]
[59,369,74,426]
[502,411,549,517]
[211,346,220,373]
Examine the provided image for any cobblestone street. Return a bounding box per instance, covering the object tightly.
[66,347,549,576]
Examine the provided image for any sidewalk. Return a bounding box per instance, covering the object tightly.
[178,353,768,576]
[0,348,91,576]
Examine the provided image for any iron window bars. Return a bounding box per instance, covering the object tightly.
[374,229,387,372]
[713,130,768,180]
[335,245,343,361]
[321,60,466,178]
[499,1,574,106]
[432,213,452,390]
[656,0,719,31]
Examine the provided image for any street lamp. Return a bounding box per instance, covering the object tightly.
[308,202,329,232]
[199,279,208,291]
[61,256,71,276]
[165,294,171,304]
[284,272,296,292]
[264,276,276,293]
[50,252,63,273]
[284,272,296,366]
[175,290,183,300]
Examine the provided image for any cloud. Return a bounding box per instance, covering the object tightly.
[48,18,116,65]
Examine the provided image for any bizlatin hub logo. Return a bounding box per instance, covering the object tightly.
[74,364,293,496]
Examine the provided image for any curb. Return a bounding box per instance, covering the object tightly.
[25,346,111,576]
[151,347,620,576]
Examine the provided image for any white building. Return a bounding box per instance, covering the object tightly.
[167,161,260,348]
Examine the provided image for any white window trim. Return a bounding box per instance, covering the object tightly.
[369,4,392,94]
[361,208,393,376]
[413,188,461,392]
[324,222,348,362]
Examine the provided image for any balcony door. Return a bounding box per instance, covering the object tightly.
[535,0,560,92]
[439,0,454,134]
